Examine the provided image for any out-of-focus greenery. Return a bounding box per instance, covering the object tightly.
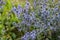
[0,0,60,40]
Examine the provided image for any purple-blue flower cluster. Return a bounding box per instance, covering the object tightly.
[11,0,60,40]
[12,5,23,18]
[21,30,37,40]
[0,0,5,9]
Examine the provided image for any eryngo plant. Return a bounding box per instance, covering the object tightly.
[12,5,23,18]
[0,0,60,40]
[21,30,37,40]
[20,0,60,40]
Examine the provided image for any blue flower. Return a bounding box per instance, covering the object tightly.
[47,22,50,26]
[42,4,47,8]
[0,0,2,4]
[33,0,36,8]
[12,7,17,14]
[0,6,2,9]
[0,0,5,5]
[30,12,35,18]
[21,32,30,40]
[53,7,59,12]
[43,0,48,3]
[24,1,30,12]
[12,5,23,18]
[30,30,36,39]
[17,5,23,14]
